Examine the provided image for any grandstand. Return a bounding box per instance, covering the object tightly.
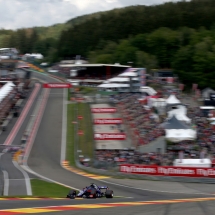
[50,62,131,83]
[0,48,18,59]
[0,81,18,130]
[0,48,19,80]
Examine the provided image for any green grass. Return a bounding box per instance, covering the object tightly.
[31,179,71,197]
[67,88,71,101]
[77,103,94,162]
[66,101,94,167]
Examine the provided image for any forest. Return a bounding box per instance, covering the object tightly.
[1,0,215,88]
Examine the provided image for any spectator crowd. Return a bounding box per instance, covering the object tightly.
[93,90,215,169]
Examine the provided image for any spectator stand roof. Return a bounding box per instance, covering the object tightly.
[107,77,138,82]
[98,83,129,88]
[0,81,15,103]
[59,64,131,68]
[118,68,139,77]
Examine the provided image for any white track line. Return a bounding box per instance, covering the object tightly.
[12,161,32,195]
[21,165,80,191]
[2,171,9,196]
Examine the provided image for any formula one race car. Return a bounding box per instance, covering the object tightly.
[66,183,114,199]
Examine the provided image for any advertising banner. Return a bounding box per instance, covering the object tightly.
[94,133,126,140]
[91,108,117,113]
[43,83,72,88]
[94,118,122,124]
[120,164,215,178]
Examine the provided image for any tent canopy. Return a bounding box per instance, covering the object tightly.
[107,77,138,82]
[0,81,15,103]
[202,88,215,98]
[166,94,181,105]
[174,159,211,167]
[167,106,191,123]
[165,129,197,142]
[162,115,190,129]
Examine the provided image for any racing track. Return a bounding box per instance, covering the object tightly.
[1,71,215,214]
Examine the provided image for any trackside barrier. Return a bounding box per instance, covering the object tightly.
[120,164,215,179]
[74,160,215,184]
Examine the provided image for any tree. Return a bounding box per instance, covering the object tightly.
[112,40,137,65]
[135,51,158,72]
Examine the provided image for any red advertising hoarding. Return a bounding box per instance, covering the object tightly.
[94,118,122,124]
[120,164,215,178]
[43,83,72,88]
[91,108,116,113]
[94,133,126,140]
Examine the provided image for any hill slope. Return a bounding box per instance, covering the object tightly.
[57,0,215,57]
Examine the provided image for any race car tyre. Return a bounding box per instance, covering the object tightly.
[105,190,114,198]
[96,193,102,198]
[67,190,76,199]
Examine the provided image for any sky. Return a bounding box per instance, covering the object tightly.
[0,0,180,30]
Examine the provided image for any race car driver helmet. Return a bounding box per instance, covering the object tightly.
[90,183,97,188]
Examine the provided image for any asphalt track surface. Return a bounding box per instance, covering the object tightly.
[1,72,215,214]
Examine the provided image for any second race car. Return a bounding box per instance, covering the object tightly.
[67,183,114,199]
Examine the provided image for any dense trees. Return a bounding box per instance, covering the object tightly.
[87,27,215,88]
[57,0,215,58]
[1,0,215,88]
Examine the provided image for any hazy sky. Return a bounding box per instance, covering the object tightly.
[0,0,180,29]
